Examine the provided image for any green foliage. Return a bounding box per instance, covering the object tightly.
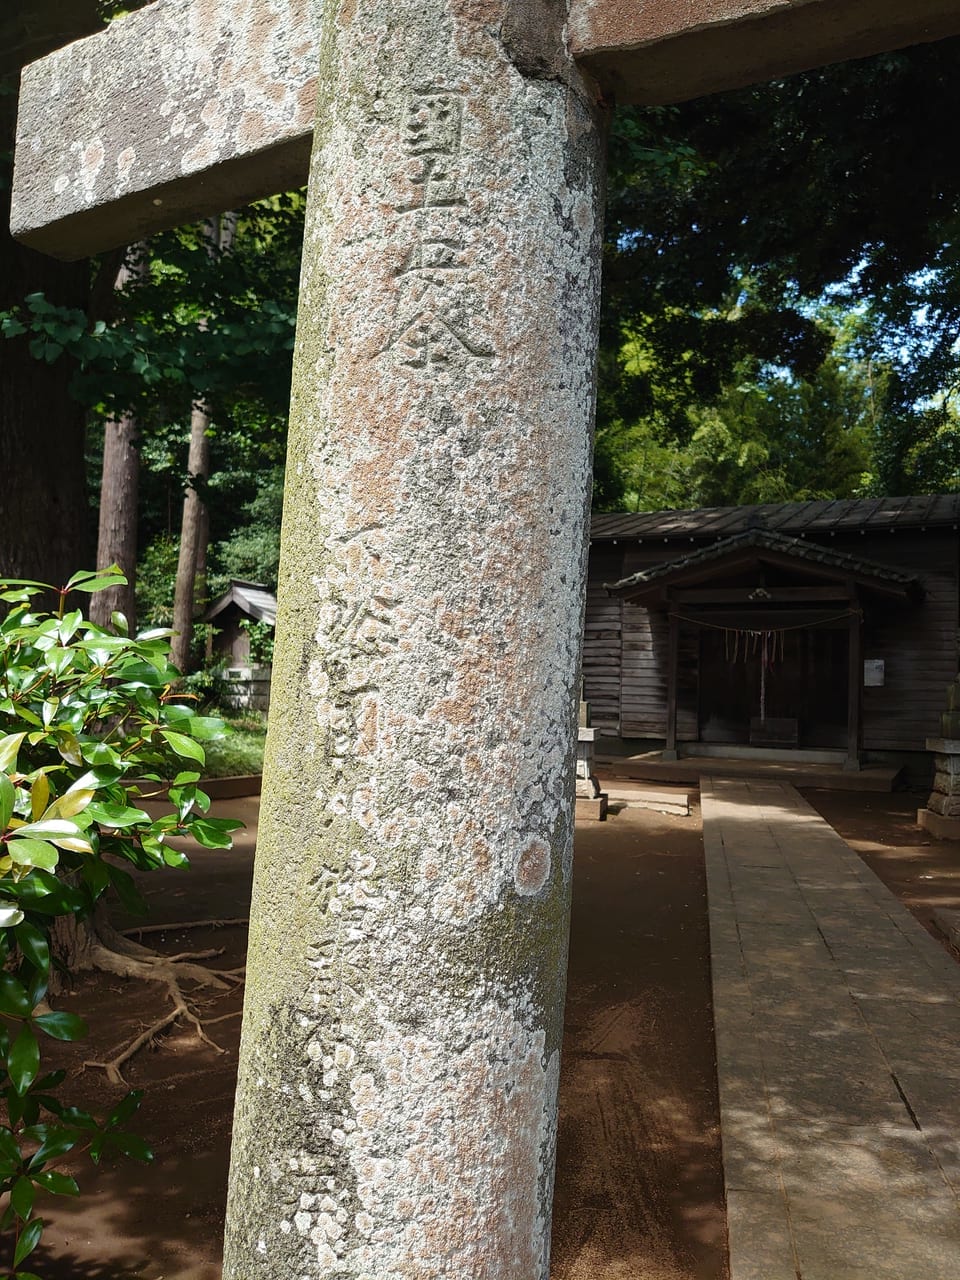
[213,467,284,594]
[179,664,232,715]
[0,568,242,1275]
[0,198,303,428]
[134,535,179,627]
[202,720,267,780]
[598,42,960,507]
[238,621,274,667]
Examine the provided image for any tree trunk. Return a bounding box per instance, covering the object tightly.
[89,413,140,628]
[0,139,91,588]
[169,215,235,672]
[89,251,147,630]
[170,400,212,672]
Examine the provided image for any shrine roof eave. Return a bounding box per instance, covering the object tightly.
[605,528,921,604]
[203,580,277,627]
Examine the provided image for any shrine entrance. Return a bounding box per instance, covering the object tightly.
[698,621,849,751]
[609,527,921,770]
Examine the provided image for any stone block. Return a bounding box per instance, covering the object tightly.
[933,756,960,783]
[918,808,960,841]
[575,794,608,822]
[927,792,960,818]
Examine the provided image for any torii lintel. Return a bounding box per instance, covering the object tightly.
[13,0,960,260]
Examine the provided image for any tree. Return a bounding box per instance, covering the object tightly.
[597,39,960,507]
[0,567,244,1270]
[0,568,242,1013]
[89,250,148,630]
[215,466,285,592]
[0,3,104,584]
[171,213,238,673]
[3,196,303,649]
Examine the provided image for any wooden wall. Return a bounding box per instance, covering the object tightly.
[583,525,959,753]
[582,544,622,737]
[859,530,958,752]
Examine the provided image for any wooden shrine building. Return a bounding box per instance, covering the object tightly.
[584,496,960,772]
[202,579,277,668]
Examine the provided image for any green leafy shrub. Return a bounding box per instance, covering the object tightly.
[0,568,242,1277]
[202,719,267,778]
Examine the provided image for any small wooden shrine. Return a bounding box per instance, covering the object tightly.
[585,498,959,770]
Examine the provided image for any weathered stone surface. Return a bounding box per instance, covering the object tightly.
[928,792,960,817]
[221,0,605,1275]
[12,0,319,258]
[918,808,960,841]
[569,0,960,105]
[933,768,960,795]
[18,0,960,260]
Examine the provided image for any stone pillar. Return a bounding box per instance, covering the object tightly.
[918,737,960,840]
[222,1,606,1276]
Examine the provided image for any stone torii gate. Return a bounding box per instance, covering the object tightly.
[11,0,960,1275]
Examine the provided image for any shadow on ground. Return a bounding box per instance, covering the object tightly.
[35,786,960,1279]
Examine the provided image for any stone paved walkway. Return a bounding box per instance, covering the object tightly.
[702,777,960,1280]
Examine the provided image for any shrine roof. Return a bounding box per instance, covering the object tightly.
[203,580,277,626]
[607,527,921,599]
[591,495,960,543]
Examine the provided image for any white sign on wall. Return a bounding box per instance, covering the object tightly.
[863,659,885,687]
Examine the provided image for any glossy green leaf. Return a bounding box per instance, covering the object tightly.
[29,775,49,822]
[8,1025,40,1095]
[57,611,83,643]
[14,819,83,840]
[158,730,205,764]
[12,871,86,915]
[86,802,150,828]
[23,969,47,1020]
[175,716,224,741]
[105,1131,153,1163]
[65,568,127,593]
[0,1126,21,1168]
[80,742,122,770]
[55,732,82,767]
[0,901,25,928]
[44,787,95,820]
[105,864,147,916]
[10,1176,34,1220]
[33,1012,87,1042]
[0,772,15,829]
[161,844,190,869]
[16,1096,40,1130]
[13,1214,43,1267]
[42,647,73,678]
[106,1090,143,1129]
[26,1127,80,1169]
[7,839,59,872]
[33,1102,95,1131]
[13,923,49,977]
[31,1070,65,1091]
[0,973,32,1018]
[31,1170,79,1197]
[186,816,243,849]
[0,733,26,772]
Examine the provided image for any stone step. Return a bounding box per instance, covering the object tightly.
[602,782,692,816]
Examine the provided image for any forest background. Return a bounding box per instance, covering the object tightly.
[4,6,960,659]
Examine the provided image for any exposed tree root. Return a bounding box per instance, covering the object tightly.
[59,908,247,1085]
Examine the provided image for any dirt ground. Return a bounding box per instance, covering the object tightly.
[22,784,960,1280]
